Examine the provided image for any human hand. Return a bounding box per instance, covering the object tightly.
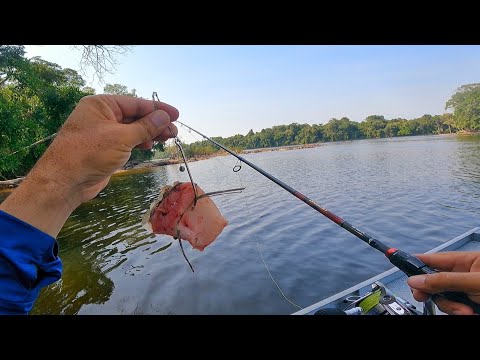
[0,95,179,237]
[35,95,179,203]
[407,251,480,315]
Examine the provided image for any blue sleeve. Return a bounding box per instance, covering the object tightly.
[0,210,62,315]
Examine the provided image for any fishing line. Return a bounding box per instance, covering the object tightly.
[178,126,235,170]
[180,123,303,310]
[234,167,303,310]
[176,121,480,315]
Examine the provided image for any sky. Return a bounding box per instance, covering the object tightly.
[25,45,480,141]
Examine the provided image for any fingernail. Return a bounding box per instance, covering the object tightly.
[152,111,169,128]
[407,275,426,288]
[452,311,463,315]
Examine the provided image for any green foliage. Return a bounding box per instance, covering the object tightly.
[440,113,456,133]
[129,142,165,162]
[0,46,94,178]
[446,83,480,131]
[2,47,477,176]
[323,117,361,141]
[103,83,137,97]
[82,86,96,95]
[359,115,387,138]
[181,110,463,158]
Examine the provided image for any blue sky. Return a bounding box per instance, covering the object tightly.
[25,45,480,140]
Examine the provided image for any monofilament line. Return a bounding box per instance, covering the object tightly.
[178,121,303,311]
[235,165,303,311]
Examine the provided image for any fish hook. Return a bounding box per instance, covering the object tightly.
[152,92,199,207]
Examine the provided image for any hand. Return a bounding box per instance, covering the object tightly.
[0,95,179,237]
[36,95,179,203]
[407,251,480,315]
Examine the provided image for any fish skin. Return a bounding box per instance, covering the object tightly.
[142,182,228,251]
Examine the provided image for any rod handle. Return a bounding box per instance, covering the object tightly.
[422,267,480,314]
[388,250,480,314]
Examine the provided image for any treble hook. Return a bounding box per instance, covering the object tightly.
[152,92,198,207]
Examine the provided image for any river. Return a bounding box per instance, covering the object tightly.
[3,134,480,314]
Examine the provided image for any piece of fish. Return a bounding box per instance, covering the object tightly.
[142,182,228,251]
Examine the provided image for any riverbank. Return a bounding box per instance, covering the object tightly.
[114,153,221,173]
[242,142,324,154]
[115,143,325,174]
[2,134,474,190]
[0,177,24,191]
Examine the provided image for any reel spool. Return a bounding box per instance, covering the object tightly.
[315,282,422,315]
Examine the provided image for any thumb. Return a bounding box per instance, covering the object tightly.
[408,272,480,294]
[124,110,171,147]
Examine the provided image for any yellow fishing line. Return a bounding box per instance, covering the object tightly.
[359,290,382,313]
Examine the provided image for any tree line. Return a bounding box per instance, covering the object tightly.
[178,109,475,157]
[1,45,479,179]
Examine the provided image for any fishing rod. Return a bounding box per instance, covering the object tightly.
[176,120,480,314]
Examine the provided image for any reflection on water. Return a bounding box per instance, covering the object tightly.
[32,167,173,314]
[2,134,480,314]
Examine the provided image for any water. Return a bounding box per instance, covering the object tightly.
[3,134,480,314]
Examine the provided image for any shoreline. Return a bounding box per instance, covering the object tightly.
[0,143,323,191]
[1,133,478,190]
[113,143,324,176]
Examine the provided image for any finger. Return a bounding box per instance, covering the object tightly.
[407,272,480,294]
[415,252,480,272]
[411,289,431,302]
[432,295,475,315]
[123,110,171,147]
[100,95,179,124]
[153,123,178,142]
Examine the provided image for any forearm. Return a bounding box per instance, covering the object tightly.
[0,170,79,238]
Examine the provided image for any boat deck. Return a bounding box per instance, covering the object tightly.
[292,227,480,315]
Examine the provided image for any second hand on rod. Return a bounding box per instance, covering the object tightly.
[174,119,480,314]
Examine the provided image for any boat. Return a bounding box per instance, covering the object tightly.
[292,227,480,315]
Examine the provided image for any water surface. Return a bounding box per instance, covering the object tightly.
[4,134,479,314]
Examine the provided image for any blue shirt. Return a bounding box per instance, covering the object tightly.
[0,210,62,315]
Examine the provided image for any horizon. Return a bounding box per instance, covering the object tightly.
[25,45,480,141]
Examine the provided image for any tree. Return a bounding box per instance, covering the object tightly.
[411,114,436,135]
[0,46,91,178]
[0,45,149,179]
[72,45,133,83]
[0,45,26,87]
[446,83,480,131]
[384,119,401,137]
[359,115,387,138]
[324,118,360,141]
[396,119,412,136]
[295,125,317,144]
[441,113,456,133]
[103,83,137,97]
[82,86,96,95]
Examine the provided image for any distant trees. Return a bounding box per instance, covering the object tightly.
[82,86,96,95]
[323,117,361,141]
[2,45,479,177]
[103,83,137,97]
[446,83,480,131]
[182,111,463,157]
[359,115,387,138]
